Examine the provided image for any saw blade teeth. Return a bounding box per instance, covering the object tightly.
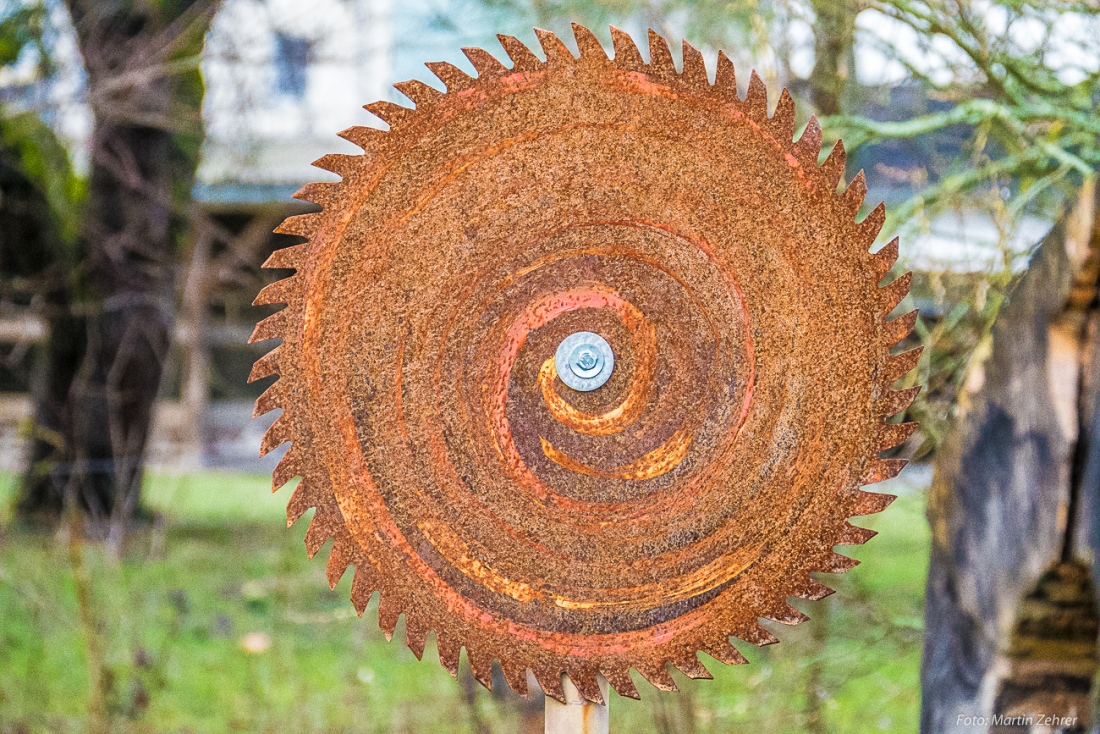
[405,616,428,660]
[262,242,308,270]
[636,661,679,692]
[271,443,301,491]
[532,667,566,702]
[879,271,912,313]
[365,100,411,128]
[377,593,401,640]
[879,386,921,418]
[872,237,900,281]
[839,169,868,215]
[293,182,339,207]
[259,412,292,457]
[672,653,713,680]
[739,625,779,646]
[253,275,297,307]
[875,418,919,453]
[680,40,707,88]
[823,552,860,573]
[534,27,573,64]
[702,639,747,666]
[461,46,507,76]
[885,346,923,384]
[769,88,796,142]
[601,666,640,699]
[435,633,461,678]
[252,381,285,419]
[793,114,823,165]
[248,308,288,344]
[337,125,384,153]
[647,29,676,77]
[800,577,836,600]
[857,201,887,246]
[837,521,877,546]
[467,650,495,690]
[273,214,319,239]
[860,459,907,486]
[571,23,607,62]
[350,566,376,615]
[304,511,335,559]
[395,80,441,109]
[743,70,768,118]
[312,153,357,178]
[314,499,343,532]
[500,662,529,697]
[496,34,541,71]
[610,26,645,70]
[248,345,281,384]
[769,603,811,625]
[883,309,918,348]
[301,519,330,559]
[714,50,738,100]
[849,488,893,517]
[820,140,847,190]
[285,477,316,525]
[425,61,475,92]
[569,668,605,703]
[326,540,352,588]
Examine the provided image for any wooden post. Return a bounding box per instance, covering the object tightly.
[544,674,609,734]
[921,178,1100,729]
[179,223,213,469]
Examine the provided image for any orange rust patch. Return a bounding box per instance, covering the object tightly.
[418,519,541,603]
[540,425,693,480]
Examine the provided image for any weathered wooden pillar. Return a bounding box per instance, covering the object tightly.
[921,179,1100,732]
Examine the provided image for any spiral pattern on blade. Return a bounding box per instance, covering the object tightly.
[249,24,921,703]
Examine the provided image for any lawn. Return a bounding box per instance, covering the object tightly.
[0,468,930,733]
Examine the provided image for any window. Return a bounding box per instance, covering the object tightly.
[274,33,311,98]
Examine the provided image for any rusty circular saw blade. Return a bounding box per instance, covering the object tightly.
[249,24,920,704]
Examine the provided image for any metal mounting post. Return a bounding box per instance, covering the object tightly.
[544,674,609,734]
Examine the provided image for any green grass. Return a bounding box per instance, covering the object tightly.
[0,470,930,733]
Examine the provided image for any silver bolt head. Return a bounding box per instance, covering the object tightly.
[568,345,603,378]
[555,332,614,391]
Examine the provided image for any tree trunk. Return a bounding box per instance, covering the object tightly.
[920,179,1100,732]
[808,0,860,117]
[16,0,214,530]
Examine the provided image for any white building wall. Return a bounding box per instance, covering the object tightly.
[199,0,392,186]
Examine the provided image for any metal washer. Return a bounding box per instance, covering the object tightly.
[555,332,614,391]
